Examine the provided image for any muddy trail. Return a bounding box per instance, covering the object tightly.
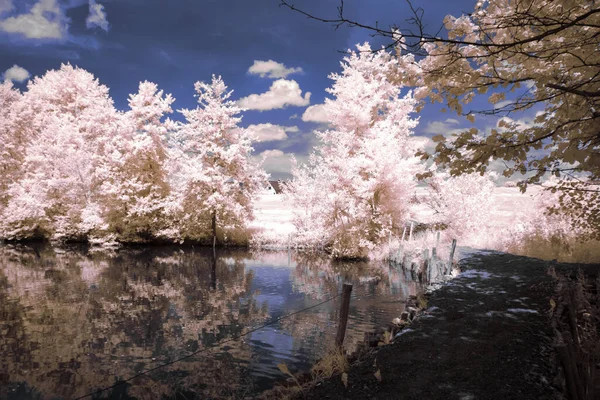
[285,250,599,400]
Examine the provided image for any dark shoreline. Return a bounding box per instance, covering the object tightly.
[273,251,599,400]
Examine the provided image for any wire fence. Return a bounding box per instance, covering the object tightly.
[72,228,444,399]
[73,290,345,400]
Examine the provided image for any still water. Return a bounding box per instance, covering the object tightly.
[0,244,421,399]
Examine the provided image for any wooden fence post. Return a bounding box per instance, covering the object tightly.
[336,283,353,348]
[401,227,407,242]
[409,221,414,242]
[396,245,403,264]
[448,239,457,275]
[422,249,429,282]
[431,247,437,282]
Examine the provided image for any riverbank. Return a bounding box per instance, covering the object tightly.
[273,250,595,400]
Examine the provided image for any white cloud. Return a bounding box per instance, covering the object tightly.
[158,49,172,63]
[3,64,30,83]
[289,113,298,120]
[408,135,436,154]
[238,79,310,111]
[261,149,285,158]
[0,0,68,39]
[248,60,303,79]
[86,0,109,31]
[422,118,464,135]
[301,103,329,123]
[496,115,539,131]
[494,100,514,110]
[259,149,293,175]
[246,123,299,142]
[0,0,14,15]
[258,149,309,179]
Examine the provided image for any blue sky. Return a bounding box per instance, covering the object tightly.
[1,0,496,179]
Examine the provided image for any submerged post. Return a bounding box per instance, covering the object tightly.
[448,239,457,275]
[336,283,353,347]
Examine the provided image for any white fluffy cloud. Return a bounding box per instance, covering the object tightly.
[259,149,293,175]
[86,0,109,31]
[238,79,311,111]
[0,0,14,15]
[248,60,303,79]
[301,103,329,123]
[246,123,298,142]
[408,135,436,154]
[422,118,463,135]
[3,64,30,83]
[0,0,67,39]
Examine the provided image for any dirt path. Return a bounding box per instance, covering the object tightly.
[294,250,567,400]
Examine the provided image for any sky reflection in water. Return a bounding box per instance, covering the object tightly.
[0,244,420,399]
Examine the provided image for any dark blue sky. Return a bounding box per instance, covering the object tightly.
[1,0,489,179]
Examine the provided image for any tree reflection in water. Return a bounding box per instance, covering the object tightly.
[0,244,265,399]
[0,245,421,399]
[285,252,419,353]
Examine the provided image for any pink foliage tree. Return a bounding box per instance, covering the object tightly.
[423,168,496,242]
[286,43,421,259]
[95,81,177,242]
[1,64,119,240]
[175,75,266,244]
[0,81,23,209]
[0,67,265,245]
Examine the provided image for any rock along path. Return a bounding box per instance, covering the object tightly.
[296,249,564,400]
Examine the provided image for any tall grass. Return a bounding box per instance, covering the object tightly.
[504,233,600,264]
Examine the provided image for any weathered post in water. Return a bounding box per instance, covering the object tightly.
[336,283,353,347]
[430,248,437,282]
[448,239,457,275]
[422,249,429,282]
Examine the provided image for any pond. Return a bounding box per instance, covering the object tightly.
[0,244,422,399]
